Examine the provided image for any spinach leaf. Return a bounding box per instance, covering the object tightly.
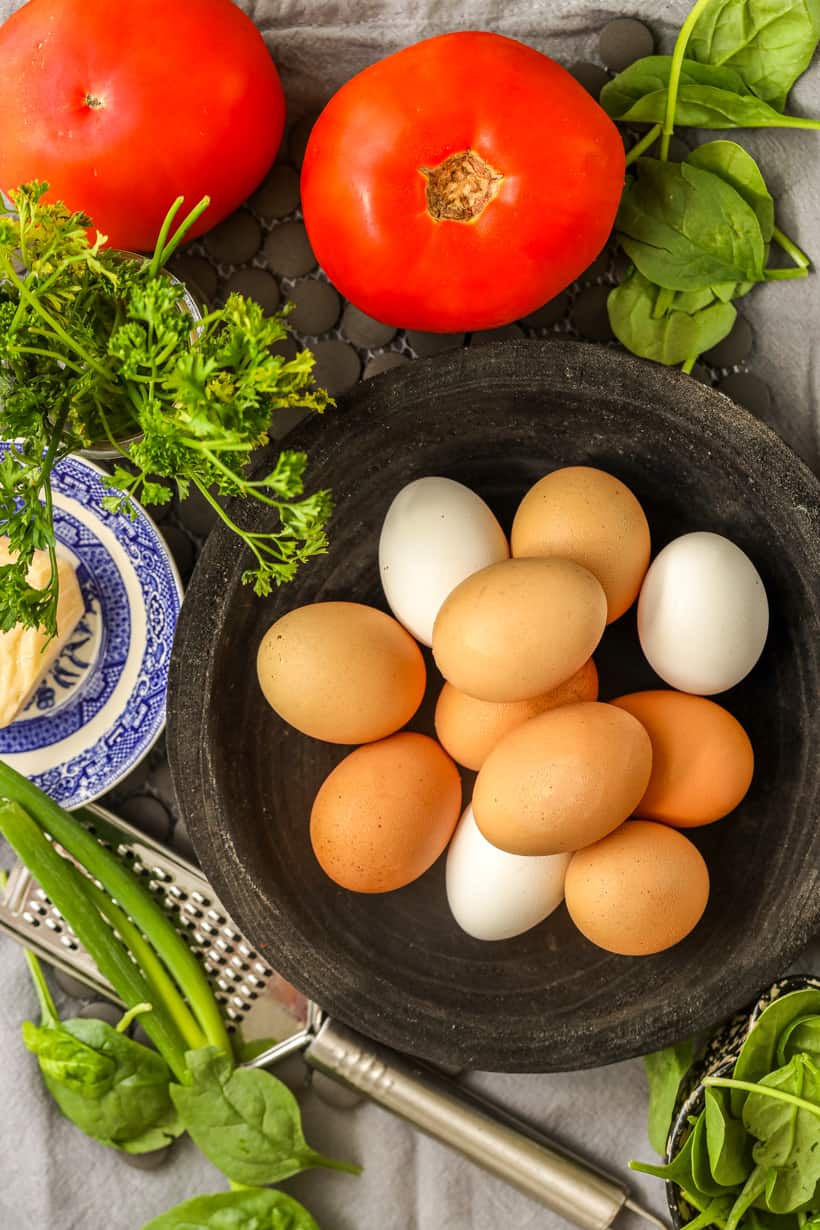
[608,269,737,364]
[687,142,775,242]
[742,1054,820,1212]
[606,83,820,129]
[170,1047,360,1187]
[24,1017,183,1153]
[616,159,766,290]
[21,948,182,1153]
[644,1038,696,1153]
[777,1016,820,1067]
[733,990,820,1115]
[141,1186,320,1230]
[726,1166,768,1230]
[705,1086,753,1187]
[689,0,820,111]
[601,56,752,117]
[691,1110,735,1197]
[631,1125,698,1185]
[681,1195,736,1230]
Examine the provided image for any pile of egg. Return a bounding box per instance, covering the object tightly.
[256,467,768,957]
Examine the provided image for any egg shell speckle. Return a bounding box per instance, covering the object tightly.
[435,658,599,770]
[511,466,650,622]
[310,732,462,893]
[473,701,653,855]
[432,556,607,703]
[611,690,754,826]
[256,601,426,744]
[564,820,710,955]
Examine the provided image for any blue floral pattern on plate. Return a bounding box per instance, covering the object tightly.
[0,449,183,809]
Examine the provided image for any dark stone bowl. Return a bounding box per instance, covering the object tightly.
[166,339,820,1073]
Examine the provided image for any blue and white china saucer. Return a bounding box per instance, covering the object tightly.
[0,450,183,809]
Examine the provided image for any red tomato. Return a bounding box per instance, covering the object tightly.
[301,32,625,332]
[0,0,285,250]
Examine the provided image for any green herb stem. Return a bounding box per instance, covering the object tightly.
[148,197,185,279]
[681,355,698,373]
[23,947,60,1028]
[14,346,85,373]
[772,225,811,269]
[763,266,810,280]
[626,124,663,166]
[83,878,207,1052]
[662,0,718,159]
[115,1002,153,1034]
[154,195,211,273]
[0,799,189,1079]
[0,255,110,377]
[703,1075,820,1118]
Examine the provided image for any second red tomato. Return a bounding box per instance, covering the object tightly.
[301,32,625,333]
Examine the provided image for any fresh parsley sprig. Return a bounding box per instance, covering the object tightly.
[0,182,333,638]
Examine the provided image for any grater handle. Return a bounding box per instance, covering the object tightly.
[305,1018,628,1230]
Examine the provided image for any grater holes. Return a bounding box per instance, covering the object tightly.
[21,912,41,927]
[60,934,79,951]
[191,891,210,906]
[45,917,62,932]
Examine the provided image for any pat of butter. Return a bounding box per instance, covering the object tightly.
[0,538,85,728]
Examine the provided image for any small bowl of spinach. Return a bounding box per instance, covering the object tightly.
[633,976,820,1230]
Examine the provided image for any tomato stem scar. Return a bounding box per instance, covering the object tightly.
[420,149,503,222]
[84,93,105,109]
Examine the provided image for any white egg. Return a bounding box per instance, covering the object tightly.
[638,531,769,695]
[379,477,509,646]
[445,804,570,941]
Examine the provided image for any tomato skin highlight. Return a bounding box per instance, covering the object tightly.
[301,32,626,332]
[0,0,285,249]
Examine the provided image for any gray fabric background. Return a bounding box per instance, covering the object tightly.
[0,1,818,1227]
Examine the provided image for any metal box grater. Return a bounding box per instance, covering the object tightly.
[0,800,316,1055]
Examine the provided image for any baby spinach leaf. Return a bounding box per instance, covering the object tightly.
[778,1016,820,1066]
[687,142,775,242]
[733,990,820,1115]
[688,0,820,111]
[616,159,766,290]
[644,1038,696,1154]
[170,1047,360,1187]
[631,1125,698,1186]
[726,1166,768,1230]
[705,1086,753,1187]
[743,1055,820,1212]
[691,1110,735,1196]
[606,82,820,130]
[681,1194,736,1230]
[608,269,737,364]
[600,56,752,118]
[141,1186,320,1230]
[24,1016,183,1153]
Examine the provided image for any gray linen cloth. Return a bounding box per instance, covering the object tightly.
[0,1,818,1227]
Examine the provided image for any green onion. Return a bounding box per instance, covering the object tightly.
[0,761,232,1058]
[0,799,189,1079]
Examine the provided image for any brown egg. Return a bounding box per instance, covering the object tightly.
[310,732,462,893]
[435,659,599,771]
[610,691,754,827]
[256,601,425,744]
[511,466,651,623]
[473,701,652,855]
[564,820,710,955]
[432,557,607,703]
